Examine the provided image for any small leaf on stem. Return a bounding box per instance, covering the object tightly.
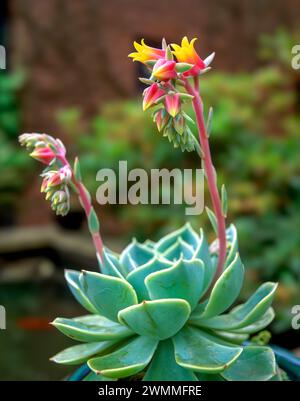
[205,206,218,234]
[221,184,228,217]
[206,107,213,137]
[74,157,82,181]
[88,207,100,234]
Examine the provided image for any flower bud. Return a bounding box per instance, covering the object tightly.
[165,93,181,117]
[173,114,185,135]
[152,59,177,81]
[153,109,170,132]
[30,147,56,165]
[143,83,165,111]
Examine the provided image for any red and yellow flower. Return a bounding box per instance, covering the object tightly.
[165,93,181,117]
[30,146,56,165]
[143,83,165,111]
[128,39,165,64]
[152,59,177,81]
[171,37,205,76]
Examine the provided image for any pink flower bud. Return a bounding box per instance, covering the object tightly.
[154,109,169,132]
[30,147,56,165]
[152,59,177,81]
[143,83,165,111]
[165,93,181,117]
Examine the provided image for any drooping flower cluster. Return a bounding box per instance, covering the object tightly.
[19,133,72,216]
[129,37,214,151]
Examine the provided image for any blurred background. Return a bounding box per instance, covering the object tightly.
[0,0,299,380]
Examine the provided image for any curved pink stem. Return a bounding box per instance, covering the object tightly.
[185,77,227,285]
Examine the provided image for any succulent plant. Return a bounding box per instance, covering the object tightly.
[52,223,278,381]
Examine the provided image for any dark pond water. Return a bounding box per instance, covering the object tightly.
[0,279,86,380]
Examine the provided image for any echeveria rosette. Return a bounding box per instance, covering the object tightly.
[51,224,278,381]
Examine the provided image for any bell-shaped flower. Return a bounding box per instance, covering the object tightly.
[128,39,165,64]
[171,37,206,76]
[152,59,177,81]
[165,93,181,117]
[142,83,165,111]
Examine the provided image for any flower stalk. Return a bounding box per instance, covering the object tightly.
[58,154,104,262]
[185,76,227,285]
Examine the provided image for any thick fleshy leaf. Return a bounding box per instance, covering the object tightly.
[118,299,191,340]
[88,336,158,378]
[145,258,205,310]
[143,339,197,381]
[199,253,244,319]
[224,225,238,269]
[120,240,154,275]
[81,271,138,321]
[221,346,276,381]
[196,372,224,381]
[212,330,249,345]
[194,229,215,293]
[51,341,117,365]
[100,248,123,279]
[231,308,275,334]
[52,315,133,342]
[192,283,277,331]
[127,256,172,302]
[83,371,116,381]
[162,239,194,261]
[155,223,199,253]
[65,270,98,314]
[173,327,242,373]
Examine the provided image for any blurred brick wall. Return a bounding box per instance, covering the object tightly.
[9,0,299,225]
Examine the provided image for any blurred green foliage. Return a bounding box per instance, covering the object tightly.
[58,31,300,332]
[0,71,33,216]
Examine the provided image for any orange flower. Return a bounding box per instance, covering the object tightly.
[171,37,205,76]
[128,39,165,64]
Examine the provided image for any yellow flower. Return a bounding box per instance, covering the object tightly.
[129,39,165,64]
[171,37,205,76]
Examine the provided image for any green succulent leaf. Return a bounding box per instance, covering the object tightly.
[231,308,275,334]
[126,256,172,302]
[193,282,277,331]
[173,327,242,373]
[51,341,117,365]
[212,330,249,345]
[52,315,133,342]
[205,207,218,234]
[221,346,276,381]
[225,225,238,269]
[88,336,158,379]
[81,271,138,321]
[143,339,198,381]
[145,258,205,310]
[83,371,116,381]
[100,248,124,279]
[194,229,215,293]
[199,253,244,319]
[88,207,100,234]
[64,270,98,314]
[118,299,191,340]
[155,222,199,253]
[196,372,224,381]
[120,240,155,275]
[162,238,194,261]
